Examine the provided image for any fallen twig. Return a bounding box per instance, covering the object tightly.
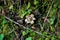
[44,1,54,22]
[4,16,42,36]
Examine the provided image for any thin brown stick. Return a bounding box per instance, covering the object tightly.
[4,16,42,36]
[44,1,54,22]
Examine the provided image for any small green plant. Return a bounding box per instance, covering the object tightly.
[27,2,31,9]
[0,34,4,40]
[25,37,32,40]
[18,2,31,18]
[22,30,30,36]
[34,0,39,5]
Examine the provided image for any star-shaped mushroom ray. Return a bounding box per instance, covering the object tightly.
[25,14,36,24]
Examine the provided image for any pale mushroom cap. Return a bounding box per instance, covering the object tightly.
[30,14,34,17]
[30,21,34,24]
[27,21,30,23]
[25,14,36,24]
[25,19,28,22]
[25,19,30,23]
[26,15,30,18]
[33,18,36,20]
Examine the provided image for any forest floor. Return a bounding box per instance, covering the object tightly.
[0,0,60,40]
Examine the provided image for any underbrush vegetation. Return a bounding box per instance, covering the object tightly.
[0,0,60,40]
